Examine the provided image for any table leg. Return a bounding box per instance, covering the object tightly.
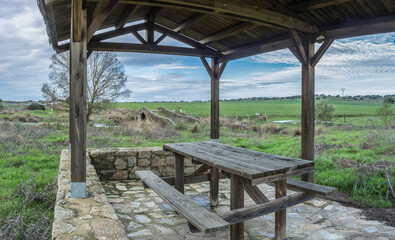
[174,153,184,194]
[210,167,219,207]
[275,178,287,240]
[230,174,244,240]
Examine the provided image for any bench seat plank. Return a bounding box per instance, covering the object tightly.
[136,170,229,233]
[287,178,337,196]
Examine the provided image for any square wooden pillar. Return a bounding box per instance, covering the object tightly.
[69,0,88,198]
[301,34,315,182]
[211,57,220,141]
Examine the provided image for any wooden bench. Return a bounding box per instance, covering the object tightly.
[287,178,337,196]
[136,170,229,233]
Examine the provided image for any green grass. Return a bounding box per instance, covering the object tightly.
[117,99,385,118]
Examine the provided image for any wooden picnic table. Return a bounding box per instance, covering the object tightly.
[137,141,336,240]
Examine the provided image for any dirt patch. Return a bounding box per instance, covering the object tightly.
[323,192,395,227]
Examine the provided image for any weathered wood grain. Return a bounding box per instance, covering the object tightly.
[136,170,229,233]
[230,174,244,240]
[174,153,184,194]
[286,178,337,196]
[275,179,287,240]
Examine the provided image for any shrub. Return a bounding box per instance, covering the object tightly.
[289,127,301,136]
[0,102,3,111]
[26,103,45,111]
[251,125,259,132]
[316,101,335,123]
[191,124,199,133]
[261,123,280,134]
[377,98,394,126]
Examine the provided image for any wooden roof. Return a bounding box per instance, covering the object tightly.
[39,0,395,62]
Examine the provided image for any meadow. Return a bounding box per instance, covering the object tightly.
[0,98,394,238]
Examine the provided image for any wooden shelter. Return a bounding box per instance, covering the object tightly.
[39,0,395,238]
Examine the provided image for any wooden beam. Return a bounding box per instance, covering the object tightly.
[287,178,337,196]
[115,4,140,29]
[301,33,315,182]
[145,8,161,44]
[193,164,211,176]
[154,24,216,51]
[210,167,219,206]
[211,57,220,140]
[69,0,87,198]
[319,14,395,40]
[174,153,184,194]
[290,0,353,11]
[311,39,334,67]
[243,184,269,204]
[91,22,146,41]
[218,192,314,225]
[218,36,292,63]
[120,0,316,32]
[200,57,214,79]
[131,30,147,44]
[46,3,59,48]
[173,13,206,32]
[218,61,228,80]
[275,179,287,240]
[288,29,307,65]
[87,0,119,42]
[154,33,167,45]
[88,42,219,57]
[288,46,304,64]
[199,22,255,44]
[230,174,244,240]
[160,172,226,186]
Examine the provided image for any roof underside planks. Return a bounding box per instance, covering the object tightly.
[39,0,395,61]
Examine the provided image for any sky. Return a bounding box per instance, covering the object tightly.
[0,1,394,102]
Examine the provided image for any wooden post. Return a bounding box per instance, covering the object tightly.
[211,57,220,140]
[275,179,287,239]
[230,174,244,240]
[174,153,184,194]
[209,167,219,206]
[301,33,315,182]
[69,0,88,198]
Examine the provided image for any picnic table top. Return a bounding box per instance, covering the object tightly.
[163,141,314,180]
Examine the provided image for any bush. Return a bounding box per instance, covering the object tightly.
[191,124,199,133]
[0,103,3,111]
[26,103,45,111]
[261,123,280,134]
[377,98,394,126]
[316,101,335,123]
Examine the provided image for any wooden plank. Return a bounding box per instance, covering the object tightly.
[145,8,161,44]
[210,167,219,206]
[230,174,244,240]
[243,184,269,203]
[287,178,337,196]
[199,22,255,44]
[301,33,315,182]
[115,4,140,29]
[218,192,314,225]
[211,58,220,140]
[174,153,184,194]
[311,39,334,67]
[218,61,228,80]
[136,170,229,233]
[195,141,314,170]
[173,13,206,32]
[275,179,287,240]
[87,42,219,57]
[91,22,147,41]
[87,0,119,42]
[288,46,304,64]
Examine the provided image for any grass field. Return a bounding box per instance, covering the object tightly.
[0,99,394,238]
[117,99,382,118]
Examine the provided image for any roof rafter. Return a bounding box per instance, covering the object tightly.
[87,0,120,42]
[290,0,353,12]
[173,13,206,32]
[116,0,316,32]
[199,22,256,45]
[115,4,140,29]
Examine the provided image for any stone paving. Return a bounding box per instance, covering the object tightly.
[102,179,395,240]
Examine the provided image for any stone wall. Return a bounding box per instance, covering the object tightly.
[53,150,127,240]
[88,147,200,180]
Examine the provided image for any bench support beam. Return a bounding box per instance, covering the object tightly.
[210,167,219,206]
[174,153,184,194]
[275,179,287,240]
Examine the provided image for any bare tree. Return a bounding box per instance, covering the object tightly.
[42,51,131,120]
